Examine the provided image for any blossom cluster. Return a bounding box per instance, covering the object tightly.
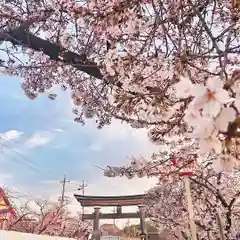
[1,0,240,172]
[145,171,240,239]
[104,136,200,182]
[174,72,240,170]
[2,1,240,237]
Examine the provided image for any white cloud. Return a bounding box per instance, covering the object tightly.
[61,117,157,157]
[96,120,150,144]
[88,120,158,157]
[52,128,64,132]
[0,130,23,142]
[25,131,54,148]
[99,121,131,142]
[85,176,157,196]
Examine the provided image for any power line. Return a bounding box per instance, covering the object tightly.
[0,142,86,210]
[0,138,86,206]
[0,135,50,174]
[0,142,50,174]
[0,149,47,174]
[0,145,72,203]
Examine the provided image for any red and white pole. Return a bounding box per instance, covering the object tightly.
[171,157,197,240]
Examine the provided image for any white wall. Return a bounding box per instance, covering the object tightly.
[0,230,75,239]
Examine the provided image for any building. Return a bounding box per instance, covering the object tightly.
[0,188,13,229]
[100,224,122,236]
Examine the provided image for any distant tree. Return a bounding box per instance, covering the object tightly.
[1,187,91,238]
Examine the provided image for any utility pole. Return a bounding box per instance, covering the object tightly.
[78,180,87,196]
[60,174,70,207]
[78,180,87,219]
[41,175,71,206]
[41,175,70,234]
[59,175,70,234]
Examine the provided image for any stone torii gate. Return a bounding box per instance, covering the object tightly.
[74,194,148,240]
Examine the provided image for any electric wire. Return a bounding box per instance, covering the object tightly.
[0,142,50,174]
[0,149,48,174]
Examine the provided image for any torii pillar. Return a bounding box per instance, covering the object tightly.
[92,207,101,240]
[139,205,148,240]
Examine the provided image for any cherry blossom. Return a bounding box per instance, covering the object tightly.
[183,104,202,127]
[173,74,240,159]
[2,189,90,238]
[3,0,240,238]
[191,117,215,138]
[174,76,194,99]
[104,144,240,239]
[234,93,240,111]
[146,171,240,239]
[191,78,230,118]
[1,0,240,170]
[199,131,222,155]
[215,107,236,132]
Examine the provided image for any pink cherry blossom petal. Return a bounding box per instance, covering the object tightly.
[191,84,207,97]
[215,107,236,132]
[214,89,231,104]
[174,77,193,99]
[206,77,224,91]
[202,100,221,118]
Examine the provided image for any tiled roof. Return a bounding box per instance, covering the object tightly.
[100,224,122,236]
[74,194,147,207]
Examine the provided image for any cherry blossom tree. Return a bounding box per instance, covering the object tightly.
[7,201,91,238]
[1,1,240,169]
[105,155,240,239]
[145,172,240,240]
[0,188,90,238]
[103,139,240,239]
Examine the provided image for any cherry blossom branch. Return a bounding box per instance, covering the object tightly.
[0,28,103,79]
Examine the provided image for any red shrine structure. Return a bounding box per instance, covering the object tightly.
[0,188,15,229]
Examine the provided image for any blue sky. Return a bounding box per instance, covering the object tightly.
[0,75,158,207]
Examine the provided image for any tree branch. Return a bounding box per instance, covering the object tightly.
[0,28,103,79]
